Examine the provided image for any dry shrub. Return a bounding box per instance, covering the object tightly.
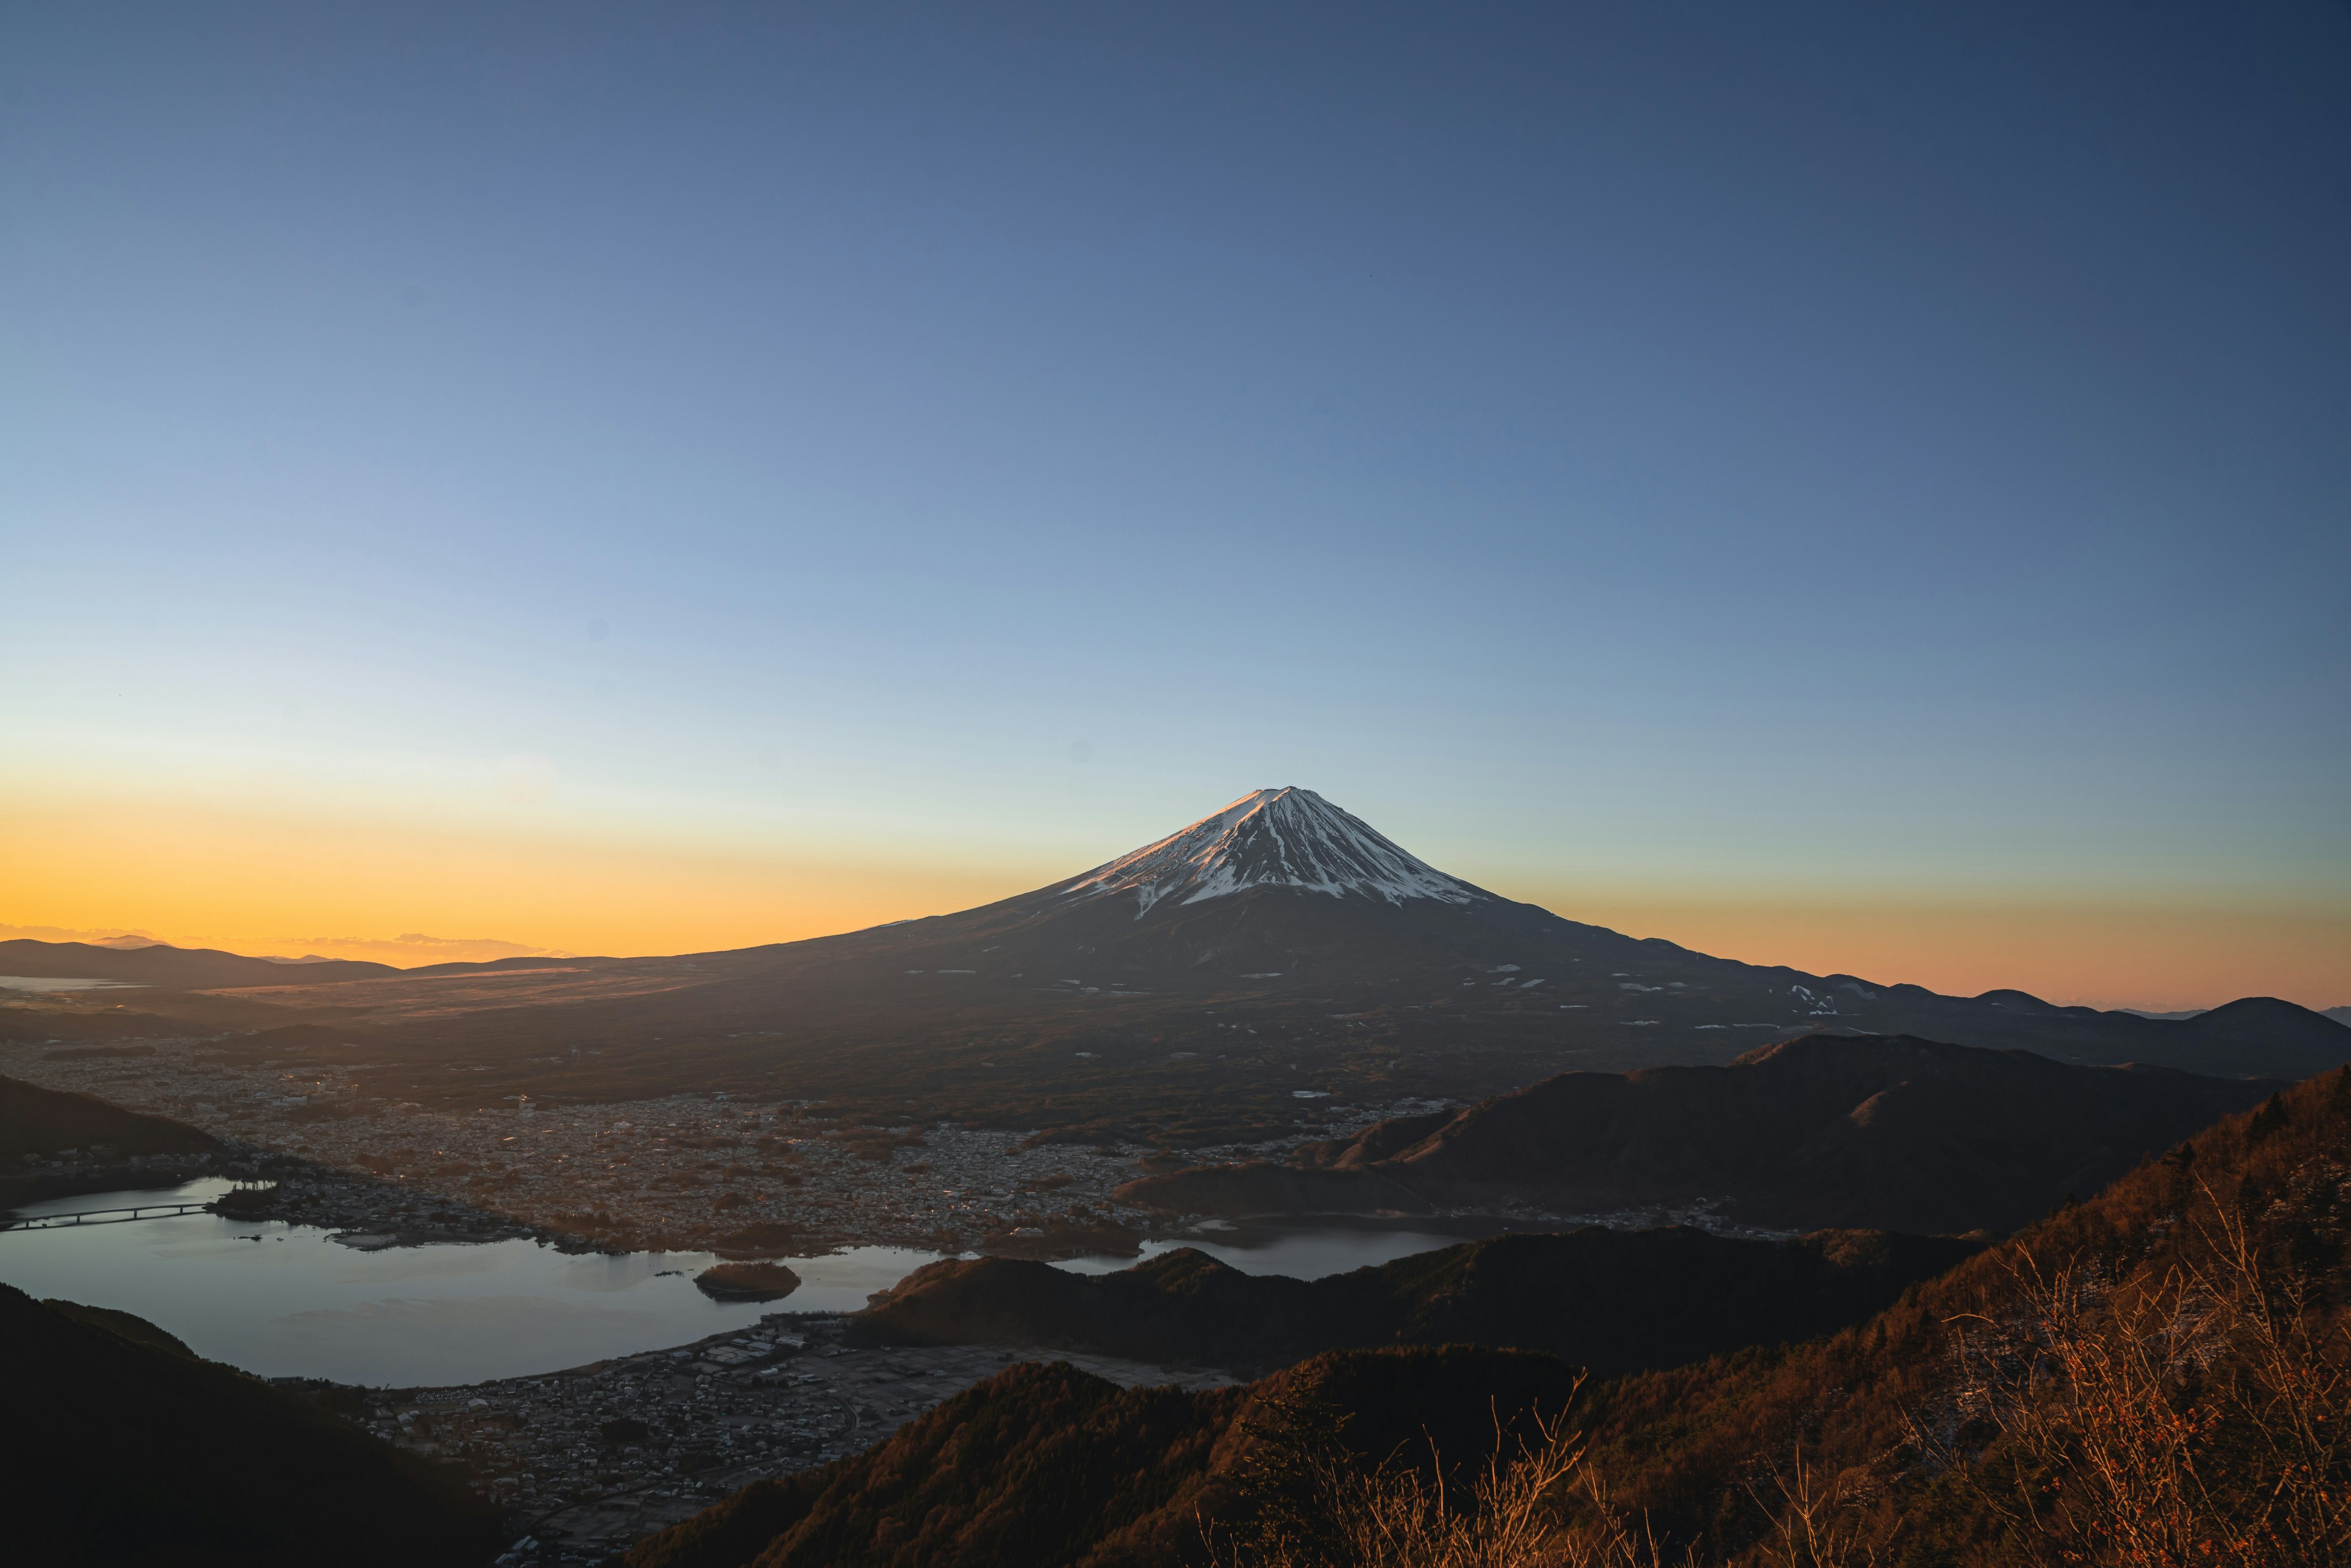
[1739,1449,1883,1568]
[1204,1378,1693,1568]
[1929,1174,2351,1567]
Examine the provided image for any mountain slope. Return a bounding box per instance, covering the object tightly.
[1054,786,1491,913]
[0,1284,498,1567]
[1117,1033,2282,1232]
[622,1346,1588,1568]
[0,1071,222,1160]
[1570,1065,2351,1562]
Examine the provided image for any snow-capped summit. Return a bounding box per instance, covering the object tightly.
[1058,787,1490,917]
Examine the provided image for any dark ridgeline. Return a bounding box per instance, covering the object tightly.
[1118,1032,2286,1233]
[850,1225,1981,1376]
[0,1072,227,1212]
[0,1285,499,1567]
[0,937,398,988]
[45,1297,201,1358]
[0,1071,222,1160]
[624,1070,2351,1567]
[621,1345,1587,1568]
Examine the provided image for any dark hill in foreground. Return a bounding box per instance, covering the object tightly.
[1117,1032,2285,1232]
[852,1225,1980,1376]
[0,1071,222,1160]
[43,1296,199,1357]
[624,1345,1585,1568]
[0,1285,497,1567]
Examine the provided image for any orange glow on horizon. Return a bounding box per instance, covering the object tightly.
[0,796,1019,963]
[1541,893,2349,1016]
[4,795,2344,1015]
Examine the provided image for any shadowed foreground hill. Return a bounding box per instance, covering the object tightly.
[0,1285,498,1567]
[1119,1033,2286,1233]
[623,1345,1588,1568]
[0,1071,221,1160]
[853,1225,1981,1376]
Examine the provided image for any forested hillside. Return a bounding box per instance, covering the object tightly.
[855,1225,1979,1377]
[0,1285,498,1567]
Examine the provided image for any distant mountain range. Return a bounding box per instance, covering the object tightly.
[1116,1031,2281,1232]
[4,789,2342,1138]
[2134,1004,2351,1026]
[0,938,400,989]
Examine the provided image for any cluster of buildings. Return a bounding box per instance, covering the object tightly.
[343,1315,1232,1565]
[1,1032,1430,1255]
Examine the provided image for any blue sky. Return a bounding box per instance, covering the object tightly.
[4,4,2347,1003]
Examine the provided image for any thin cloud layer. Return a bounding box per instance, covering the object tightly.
[277,933,577,967]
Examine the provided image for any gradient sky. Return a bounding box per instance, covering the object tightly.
[4,4,2347,1009]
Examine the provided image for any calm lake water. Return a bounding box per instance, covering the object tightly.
[0,975,148,992]
[0,1179,1473,1386]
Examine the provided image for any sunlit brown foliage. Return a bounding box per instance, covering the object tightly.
[1205,1379,1697,1568]
[1584,1070,2351,1565]
[1918,1168,2351,1566]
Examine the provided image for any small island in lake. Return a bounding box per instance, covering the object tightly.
[694,1261,801,1302]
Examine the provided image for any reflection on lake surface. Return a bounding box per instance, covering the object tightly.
[1051,1228,1478,1280]
[0,1180,1477,1386]
[1058,1231,1476,1278]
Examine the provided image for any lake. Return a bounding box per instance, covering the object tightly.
[0,975,148,992]
[0,1180,1477,1386]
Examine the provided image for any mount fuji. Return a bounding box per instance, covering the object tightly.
[54,786,2347,1146]
[888,784,1598,990]
[1054,787,1490,915]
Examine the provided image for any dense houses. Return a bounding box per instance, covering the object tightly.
[264,1313,1237,1563]
[0,1033,1430,1255]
